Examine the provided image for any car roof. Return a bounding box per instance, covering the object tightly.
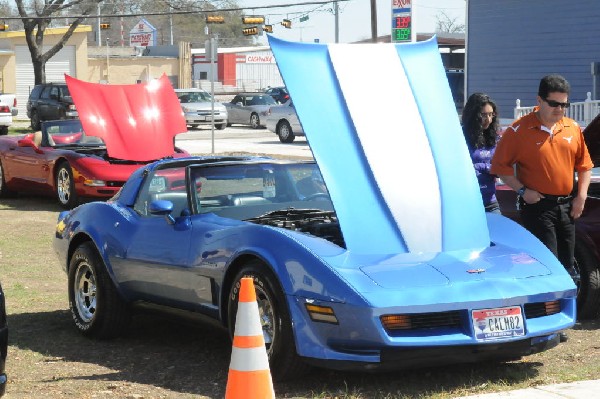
[175,88,209,93]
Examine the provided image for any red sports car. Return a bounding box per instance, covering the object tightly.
[0,75,189,208]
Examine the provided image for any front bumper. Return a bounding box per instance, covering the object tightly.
[304,333,561,371]
[184,111,227,125]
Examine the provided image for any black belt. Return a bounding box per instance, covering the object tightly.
[540,194,573,204]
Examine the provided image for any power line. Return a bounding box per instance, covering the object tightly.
[0,0,350,20]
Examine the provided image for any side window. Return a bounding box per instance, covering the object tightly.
[133,166,189,217]
[40,87,52,100]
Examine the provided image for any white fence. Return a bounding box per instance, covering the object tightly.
[514,92,600,127]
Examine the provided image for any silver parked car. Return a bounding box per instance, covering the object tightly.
[266,100,304,143]
[224,93,277,129]
[174,88,228,130]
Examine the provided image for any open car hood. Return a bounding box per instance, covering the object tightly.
[66,75,186,161]
[269,36,489,255]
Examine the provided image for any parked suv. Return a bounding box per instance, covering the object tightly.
[27,83,78,130]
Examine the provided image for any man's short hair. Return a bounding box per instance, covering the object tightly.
[538,74,570,98]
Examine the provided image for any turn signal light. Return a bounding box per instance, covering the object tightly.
[380,314,412,330]
[305,304,338,324]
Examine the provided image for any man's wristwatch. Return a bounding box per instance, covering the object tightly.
[517,186,527,197]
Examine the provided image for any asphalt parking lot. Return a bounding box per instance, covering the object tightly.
[176,124,312,159]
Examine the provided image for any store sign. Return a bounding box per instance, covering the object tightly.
[391,0,412,43]
[243,54,276,64]
[129,18,157,47]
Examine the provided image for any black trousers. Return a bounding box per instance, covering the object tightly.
[519,198,575,269]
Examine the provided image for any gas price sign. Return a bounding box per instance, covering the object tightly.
[392,0,412,43]
[393,14,411,41]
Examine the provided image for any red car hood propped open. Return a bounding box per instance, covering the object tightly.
[65,74,187,161]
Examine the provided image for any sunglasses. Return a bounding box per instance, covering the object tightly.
[543,98,570,109]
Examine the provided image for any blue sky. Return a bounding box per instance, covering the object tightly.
[239,0,466,44]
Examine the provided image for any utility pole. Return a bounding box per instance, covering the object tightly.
[97,3,102,46]
[370,0,377,43]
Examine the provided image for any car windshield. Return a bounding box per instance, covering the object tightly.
[44,120,105,147]
[243,95,277,106]
[188,162,333,219]
[177,91,213,103]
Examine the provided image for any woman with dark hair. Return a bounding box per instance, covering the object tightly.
[462,93,500,213]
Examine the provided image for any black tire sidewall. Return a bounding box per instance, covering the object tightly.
[574,243,600,319]
[68,244,101,335]
[31,111,40,130]
[227,262,297,378]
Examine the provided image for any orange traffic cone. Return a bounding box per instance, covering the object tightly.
[225,277,275,399]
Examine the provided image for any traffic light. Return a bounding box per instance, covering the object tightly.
[242,16,265,25]
[100,23,110,29]
[263,25,273,33]
[206,15,225,24]
[281,19,292,29]
[0,24,7,31]
[242,26,259,36]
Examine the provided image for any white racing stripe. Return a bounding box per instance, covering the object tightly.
[328,44,442,253]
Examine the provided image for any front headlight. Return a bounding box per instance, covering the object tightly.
[182,106,192,113]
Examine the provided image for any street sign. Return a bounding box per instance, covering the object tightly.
[300,15,309,22]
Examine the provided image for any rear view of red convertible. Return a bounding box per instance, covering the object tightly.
[0,75,188,208]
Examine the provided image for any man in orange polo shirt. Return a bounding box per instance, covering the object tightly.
[491,74,593,277]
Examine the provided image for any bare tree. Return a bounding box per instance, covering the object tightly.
[435,11,465,34]
[15,0,103,84]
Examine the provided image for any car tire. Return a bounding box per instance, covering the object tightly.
[277,121,295,143]
[217,123,227,130]
[0,160,15,197]
[250,113,260,129]
[0,126,7,136]
[55,162,78,209]
[68,242,131,338]
[228,260,309,381]
[190,124,199,129]
[574,242,600,319]
[30,110,41,130]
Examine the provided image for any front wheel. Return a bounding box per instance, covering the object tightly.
[250,113,260,129]
[574,242,600,319]
[68,242,131,338]
[56,163,78,209]
[0,159,15,197]
[0,126,7,135]
[217,123,227,130]
[228,261,309,381]
[277,120,295,143]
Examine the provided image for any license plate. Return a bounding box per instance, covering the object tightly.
[472,306,524,341]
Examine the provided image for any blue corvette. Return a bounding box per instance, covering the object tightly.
[53,37,576,380]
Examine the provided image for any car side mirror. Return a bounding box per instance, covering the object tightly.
[149,199,176,225]
[17,138,44,154]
